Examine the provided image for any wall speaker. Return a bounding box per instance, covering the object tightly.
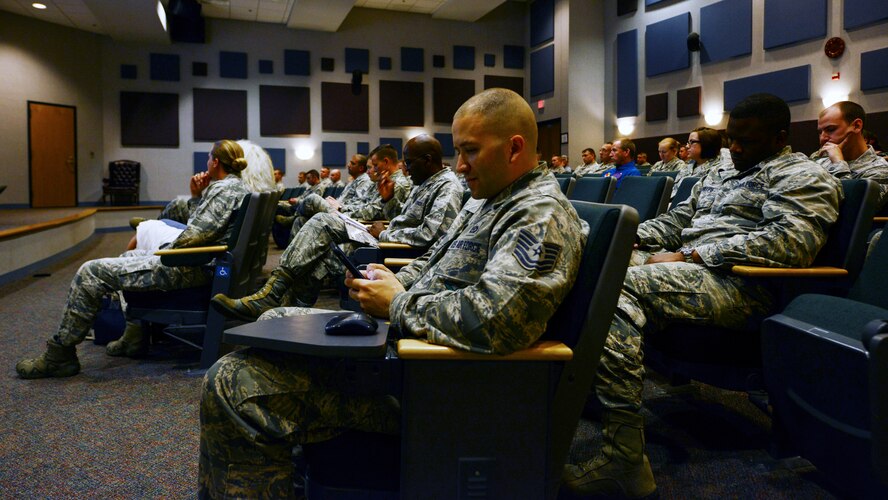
[687,32,701,52]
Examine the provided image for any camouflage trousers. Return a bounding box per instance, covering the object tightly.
[55,250,210,346]
[278,211,361,306]
[159,197,193,224]
[198,308,400,499]
[285,193,333,242]
[595,253,773,411]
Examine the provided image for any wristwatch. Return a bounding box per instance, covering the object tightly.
[679,246,695,262]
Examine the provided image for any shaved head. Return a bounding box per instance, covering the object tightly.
[454,88,538,155]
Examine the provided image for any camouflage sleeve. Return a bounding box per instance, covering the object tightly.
[169,181,238,248]
[382,179,412,220]
[696,164,841,269]
[345,189,384,221]
[852,163,888,209]
[389,196,586,355]
[636,180,700,249]
[379,182,463,248]
[394,251,431,290]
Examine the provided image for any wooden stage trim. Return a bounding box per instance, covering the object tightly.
[0,206,163,241]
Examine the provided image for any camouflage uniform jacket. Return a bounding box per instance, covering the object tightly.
[378,168,464,248]
[337,172,374,209]
[639,146,841,270]
[574,162,609,176]
[168,174,250,249]
[649,156,686,174]
[318,177,333,191]
[305,182,325,197]
[671,156,721,197]
[345,169,411,221]
[813,146,888,209]
[389,165,588,355]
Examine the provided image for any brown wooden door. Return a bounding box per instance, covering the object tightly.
[29,102,77,207]
[537,118,561,166]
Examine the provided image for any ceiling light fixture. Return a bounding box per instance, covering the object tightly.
[32,3,47,9]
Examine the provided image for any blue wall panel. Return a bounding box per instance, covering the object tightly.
[484,54,495,67]
[193,151,208,175]
[504,45,525,69]
[220,51,248,79]
[861,47,888,92]
[845,0,888,30]
[645,13,690,77]
[380,138,403,157]
[530,44,555,97]
[723,65,810,110]
[121,64,137,79]
[700,0,752,64]
[265,148,286,172]
[617,30,638,118]
[345,48,369,73]
[454,45,475,70]
[530,0,554,47]
[150,53,180,81]
[258,59,273,74]
[434,133,455,157]
[284,50,310,76]
[357,142,370,155]
[401,47,424,72]
[322,141,346,167]
[763,0,826,50]
[379,57,392,70]
[646,0,669,5]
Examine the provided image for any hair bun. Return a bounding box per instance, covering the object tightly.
[232,158,249,172]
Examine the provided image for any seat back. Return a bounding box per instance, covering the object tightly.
[850,226,888,309]
[569,176,616,203]
[109,160,140,188]
[556,176,576,197]
[811,179,879,283]
[649,170,679,179]
[669,176,699,210]
[610,175,673,222]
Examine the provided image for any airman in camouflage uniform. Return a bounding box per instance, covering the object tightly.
[198,88,588,498]
[563,94,843,499]
[16,140,251,379]
[648,137,686,175]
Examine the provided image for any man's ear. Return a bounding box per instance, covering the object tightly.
[509,135,526,163]
[850,117,864,133]
[775,129,789,149]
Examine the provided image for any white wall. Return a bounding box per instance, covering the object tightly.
[601,0,888,141]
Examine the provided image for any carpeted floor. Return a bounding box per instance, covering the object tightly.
[0,232,841,498]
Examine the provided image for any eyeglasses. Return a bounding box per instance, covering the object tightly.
[687,139,701,146]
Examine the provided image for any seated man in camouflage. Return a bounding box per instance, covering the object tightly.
[562,94,842,498]
[198,88,588,498]
[211,135,465,318]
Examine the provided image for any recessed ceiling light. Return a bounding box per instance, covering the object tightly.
[32,3,48,9]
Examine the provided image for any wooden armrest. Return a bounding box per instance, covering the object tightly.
[874,217,888,223]
[154,245,228,256]
[378,242,414,250]
[397,339,573,361]
[384,257,414,267]
[731,265,848,277]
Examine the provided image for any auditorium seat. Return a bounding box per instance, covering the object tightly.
[610,174,673,222]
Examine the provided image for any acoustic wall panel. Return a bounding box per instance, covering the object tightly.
[530,45,555,97]
[192,62,207,77]
[259,85,310,136]
[193,151,207,174]
[646,0,669,5]
[345,48,369,73]
[220,51,248,79]
[258,60,273,74]
[723,65,810,110]
[861,47,888,91]
[321,82,369,132]
[265,148,286,172]
[845,0,888,30]
[121,64,137,79]
[322,141,346,167]
[434,133,455,157]
[321,58,334,72]
[646,93,668,122]
[530,0,555,47]
[617,0,637,16]
[645,13,690,77]
[454,45,475,70]
[484,54,495,67]
[504,45,524,69]
[284,49,310,76]
[617,30,638,118]
[357,142,370,155]
[433,78,475,123]
[484,75,524,96]
[763,0,826,50]
[193,88,247,141]
[120,92,179,147]
[677,86,701,117]
[380,80,424,128]
[379,57,392,70]
[433,55,445,68]
[380,138,403,156]
[700,0,752,64]
[150,53,180,81]
[401,47,424,72]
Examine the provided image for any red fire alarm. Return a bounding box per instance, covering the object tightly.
[537,100,545,110]
[831,72,840,80]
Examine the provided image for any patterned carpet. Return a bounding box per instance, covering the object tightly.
[0,232,840,498]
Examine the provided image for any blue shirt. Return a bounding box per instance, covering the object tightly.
[603,161,641,188]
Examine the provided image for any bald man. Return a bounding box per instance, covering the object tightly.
[198,88,588,497]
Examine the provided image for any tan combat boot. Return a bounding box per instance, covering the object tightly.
[16,339,81,379]
[106,322,148,358]
[211,267,297,321]
[562,408,657,498]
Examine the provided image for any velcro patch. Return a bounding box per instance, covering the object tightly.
[514,229,561,273]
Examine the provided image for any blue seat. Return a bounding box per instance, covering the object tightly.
[569,176,616,203]
[556,175,576,197]
[669,176,699,210]
[610,174,673,222]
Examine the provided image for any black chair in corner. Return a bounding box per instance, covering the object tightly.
[610,174,673,222]
[760,228,888,498]
[124,191,280,368]
[302,201,640,499]
[569,176,616,203]
[644,178,880,393]
[102,160,140,206]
